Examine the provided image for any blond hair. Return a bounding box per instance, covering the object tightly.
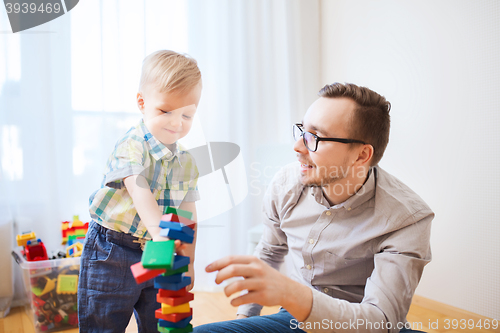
[139,50,201,94]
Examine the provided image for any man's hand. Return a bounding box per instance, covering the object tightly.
[205,255,313,321]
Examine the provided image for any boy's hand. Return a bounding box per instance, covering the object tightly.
[152,235,170,242]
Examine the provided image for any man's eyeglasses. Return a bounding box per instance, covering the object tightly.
[292,123,367,152]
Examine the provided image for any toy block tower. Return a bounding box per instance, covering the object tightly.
[130,207,196,333]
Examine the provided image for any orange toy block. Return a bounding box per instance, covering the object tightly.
[158,288,188,298]
[130,262,166,284]
[155,309,193,322]
[157,292,194,306]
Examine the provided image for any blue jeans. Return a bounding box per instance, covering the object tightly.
[78,221,158,333]
[193,308,426,333]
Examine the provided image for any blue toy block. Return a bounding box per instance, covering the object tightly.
[154,276,191,290]
[172,255,190,270]
[158,316,193,328]
[159,229,194,244]
[159,221,185,231]
[155,273,184,284]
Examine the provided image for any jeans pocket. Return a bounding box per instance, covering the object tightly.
[86,232,126,292]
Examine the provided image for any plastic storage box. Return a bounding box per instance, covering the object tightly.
[14,251,80,332]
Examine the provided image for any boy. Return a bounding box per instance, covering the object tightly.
[78,50,202,333]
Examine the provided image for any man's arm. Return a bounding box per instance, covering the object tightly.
[207,214,433,333]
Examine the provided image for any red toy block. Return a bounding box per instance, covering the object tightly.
[161,214,196,229]
[157,292,194,306]
[155,308,193,322]
[158,287,187,298]
[130,262,166,284]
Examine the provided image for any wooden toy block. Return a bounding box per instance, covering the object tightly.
[165,207,193,220]
[157,292,194,306]
[159,229,194,244]
[158,323,193,333]
[172,255,190,270]
[158,316,193,328]
[155,308,193,322]
[159,221,194,237]
[154,276,191,290]
[130,262,166,284]
[161,302,191,315]
[163,265,189,277]
[158,288,188,298]
[159,221,185,231]
[161,214,196,229]
[141,240,175,269]
[155,273,183,284]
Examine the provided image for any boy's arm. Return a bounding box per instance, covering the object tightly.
[124,174,168,241]
[178,201,197,291]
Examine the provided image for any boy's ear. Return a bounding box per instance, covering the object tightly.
[137,92,145,113]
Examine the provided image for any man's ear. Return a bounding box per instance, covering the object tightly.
[137,92,145,113]
[355,144,374,167]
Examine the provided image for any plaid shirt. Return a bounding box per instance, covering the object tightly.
[89,120,200,239]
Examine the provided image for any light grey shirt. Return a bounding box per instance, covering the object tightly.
[238,163,433,333]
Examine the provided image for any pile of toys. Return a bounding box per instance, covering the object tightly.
[14,216,89,332]
[131,207,196,333]
[28,265,79,332]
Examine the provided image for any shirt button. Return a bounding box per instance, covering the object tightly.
[347,207,352,211]
[309,238,314,244]
[323,288,329,293]
[306,264,312,270]
[326,211,331,216]
[137,230,143,235]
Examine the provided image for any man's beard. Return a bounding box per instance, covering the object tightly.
[300,159,352,188]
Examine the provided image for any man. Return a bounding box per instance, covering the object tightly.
[194,83,433,333]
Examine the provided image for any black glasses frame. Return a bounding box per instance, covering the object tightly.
[293,123,367,152]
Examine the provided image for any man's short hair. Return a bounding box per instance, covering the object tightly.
[318,82,391,166]
[139,50,201,94]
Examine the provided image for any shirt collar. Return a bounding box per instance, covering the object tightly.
[138,120,180,162]
[312,167,377,210]
[339,167,376,211]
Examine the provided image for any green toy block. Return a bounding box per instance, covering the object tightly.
[158,323,193,333]
[163,265,189,277]
[165,207,193,220]
[141,240,175,269]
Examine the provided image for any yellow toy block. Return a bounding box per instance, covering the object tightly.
[16,232,37,247]
[56,275,79,294]
[161,302,191,315]
[66,242,83,257]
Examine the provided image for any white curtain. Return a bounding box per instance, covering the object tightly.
[0,0,321,298]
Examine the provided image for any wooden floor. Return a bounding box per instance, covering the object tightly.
[1,293,498,333]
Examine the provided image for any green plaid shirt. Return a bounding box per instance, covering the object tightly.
[89,120,199,239]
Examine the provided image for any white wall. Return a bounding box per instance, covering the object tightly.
[320,0,500,319]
